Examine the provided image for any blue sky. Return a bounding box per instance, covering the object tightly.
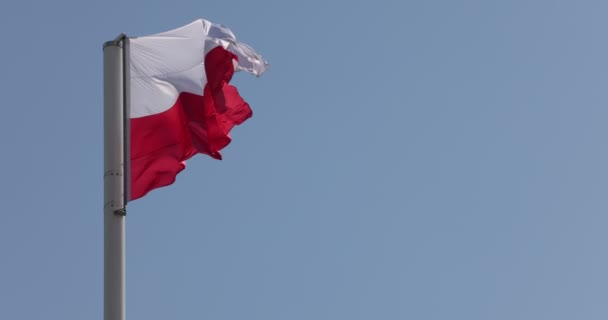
[1,0,607,319]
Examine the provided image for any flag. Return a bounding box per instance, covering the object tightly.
[128,19,269,200]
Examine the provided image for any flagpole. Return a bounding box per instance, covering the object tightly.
[103,34,128,320]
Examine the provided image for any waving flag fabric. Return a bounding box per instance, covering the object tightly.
[128,19,268,200]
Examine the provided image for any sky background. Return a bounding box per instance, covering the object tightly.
[1,0,607,319]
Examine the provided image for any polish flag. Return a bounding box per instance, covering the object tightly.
[129,19,268,200]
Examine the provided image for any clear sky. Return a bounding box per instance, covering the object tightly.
[1,0,607,319]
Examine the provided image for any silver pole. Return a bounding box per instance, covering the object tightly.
[103,35,128,320]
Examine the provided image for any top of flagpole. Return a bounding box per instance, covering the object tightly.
[103,33,127,49]
[103,32,131,207]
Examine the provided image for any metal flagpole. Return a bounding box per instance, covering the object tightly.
[103,33,129,320]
